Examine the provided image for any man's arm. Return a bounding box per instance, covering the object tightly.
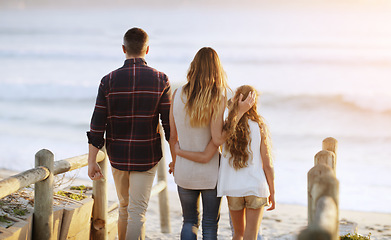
[159,77,172,142]
[87,78,107,180]
[88,144,103,180]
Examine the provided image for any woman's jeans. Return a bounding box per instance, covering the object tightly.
[177,186,222,240]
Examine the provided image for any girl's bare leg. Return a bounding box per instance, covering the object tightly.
[243,207,264,240]
[230,209,245,240]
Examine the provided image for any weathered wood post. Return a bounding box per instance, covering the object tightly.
[314,150,336,175]
[314,196,338,235]
[302,137,339,240]
[157,124,171,233]
[322,137,338,159]
[33,149,54,240]
[307,162,338,225]
[91,147,109,240]
[158,153,171,233]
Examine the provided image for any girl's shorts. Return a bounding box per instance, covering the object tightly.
[227,195,268,211]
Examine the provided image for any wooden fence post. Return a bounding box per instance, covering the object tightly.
[322,137,338,157]
[157,154,171,233]
[301,138,340,240]
[33,149,54,240]
[157,123,171,233]
[314,196,338,236]
[91,147,108,240]
[300,195,338,240]
[314,150,336,175]
[307,156,339,240]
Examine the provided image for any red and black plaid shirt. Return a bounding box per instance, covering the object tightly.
[87,58,171,171]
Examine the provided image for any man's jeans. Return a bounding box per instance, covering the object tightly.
[177,186,222,240]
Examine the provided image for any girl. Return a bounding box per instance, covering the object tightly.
[175,85,275,240]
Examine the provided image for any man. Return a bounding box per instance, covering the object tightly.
[87,27,172,240]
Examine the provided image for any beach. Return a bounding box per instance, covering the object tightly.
[145,191,391,240]
[1,1,391,239]
[1,1,391,214]
[1,168,390,240]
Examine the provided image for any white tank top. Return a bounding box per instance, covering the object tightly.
[173,86,220,189]
[217,119,270,197]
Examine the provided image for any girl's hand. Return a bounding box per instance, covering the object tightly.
[267,193,276,211]
[238,91,256,115]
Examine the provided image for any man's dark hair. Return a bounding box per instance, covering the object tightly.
[123,28,149,56]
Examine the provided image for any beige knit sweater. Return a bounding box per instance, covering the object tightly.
[172,86,220,190]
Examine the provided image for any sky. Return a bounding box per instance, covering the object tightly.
[2,0,391,9]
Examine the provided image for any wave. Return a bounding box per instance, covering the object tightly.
[1,81,390,114]
[0,49,120,61]
[0,83,97,101]
[1,44,391,67]
[262,92,391,114]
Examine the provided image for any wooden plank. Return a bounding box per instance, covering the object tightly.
[0,215,30,240]
[59,197,94,240]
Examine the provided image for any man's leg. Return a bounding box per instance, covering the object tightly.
[126,164,157,240]
[111,167,130,240]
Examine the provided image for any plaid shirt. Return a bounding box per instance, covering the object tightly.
[87,58,171,171]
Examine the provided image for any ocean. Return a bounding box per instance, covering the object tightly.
[1,3,391,214]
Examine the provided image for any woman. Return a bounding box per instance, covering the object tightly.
[169,47,255,239]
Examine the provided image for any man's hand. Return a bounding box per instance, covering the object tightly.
[88,162,104,180]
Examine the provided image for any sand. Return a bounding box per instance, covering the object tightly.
[1,168,390,240]
[145,190,391,240]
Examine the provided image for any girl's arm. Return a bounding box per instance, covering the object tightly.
[168,89,178,175]
[260,126,275,211]
[175,139,219,164]
[210,99,227,146]
[210,92,256,146]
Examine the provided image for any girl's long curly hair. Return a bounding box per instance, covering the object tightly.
[223,85,272,170]
[183,47,229,127]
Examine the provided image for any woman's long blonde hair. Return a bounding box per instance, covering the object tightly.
[223,85,272,170]
[183,47,229,127]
